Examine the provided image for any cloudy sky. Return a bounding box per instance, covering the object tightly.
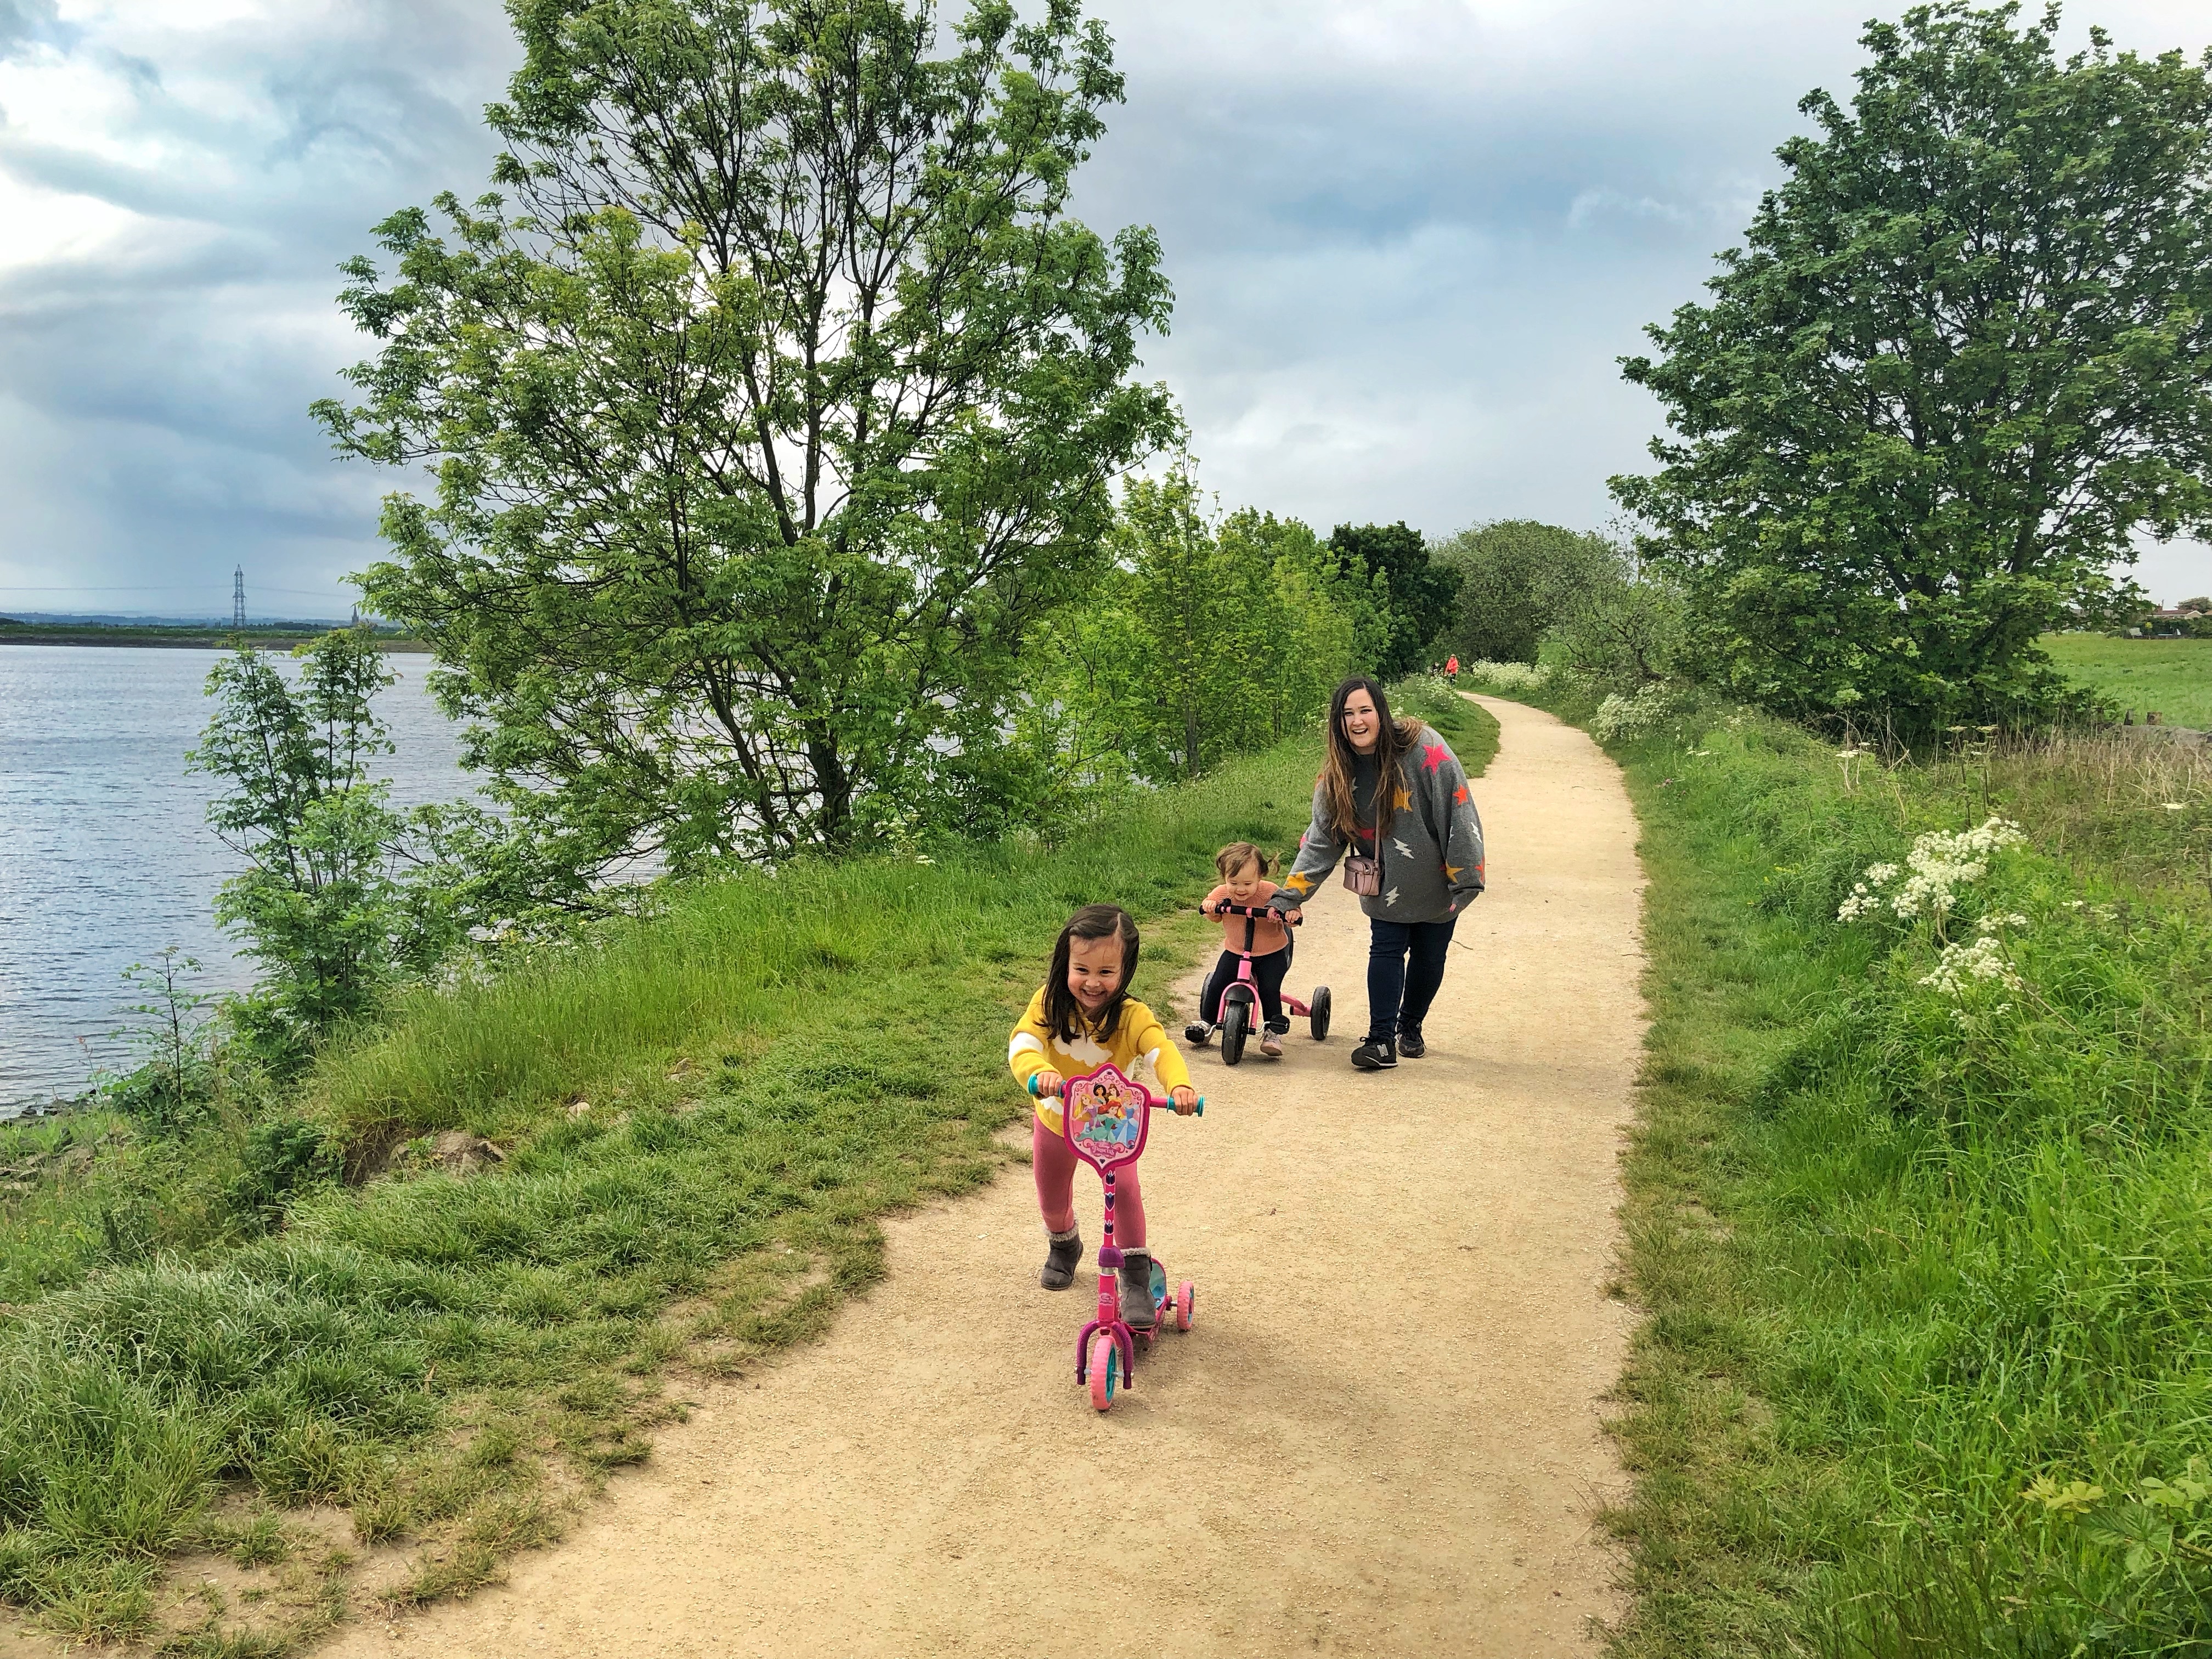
[1,0,2208,620]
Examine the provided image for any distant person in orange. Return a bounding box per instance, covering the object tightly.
[1444,654,1459,679]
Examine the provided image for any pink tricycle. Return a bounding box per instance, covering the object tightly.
[1028,1063,1202,1412]
[1183,903,1331,1065]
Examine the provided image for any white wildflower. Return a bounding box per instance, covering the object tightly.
[1836,819,2026,926]
[1975,912,2029,936]
[1920,935,2023,998]
[1590,684,1677,742]
[1464,661,1552,693]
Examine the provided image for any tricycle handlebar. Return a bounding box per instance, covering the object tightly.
[1206,902,1298,924]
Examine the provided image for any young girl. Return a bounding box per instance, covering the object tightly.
[1189,841,1293,1059]
[1008,904,1198,1330]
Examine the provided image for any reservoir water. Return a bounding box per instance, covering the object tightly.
[0,645,472,1115]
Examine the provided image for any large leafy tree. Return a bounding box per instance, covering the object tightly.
[1436,518,1619,665]
[1326,522,1461,680]
[1612,2,2212,733]
[317,0,1176,871]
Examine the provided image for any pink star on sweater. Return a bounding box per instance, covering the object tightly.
[1421,743,1445,774]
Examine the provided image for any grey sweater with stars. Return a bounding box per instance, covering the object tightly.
[1269,729,1486,925]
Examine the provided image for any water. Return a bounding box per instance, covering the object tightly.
[0,645,473,1114]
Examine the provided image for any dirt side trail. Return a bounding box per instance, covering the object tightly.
[324,694,1646,1658]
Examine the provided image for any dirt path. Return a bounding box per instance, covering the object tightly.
[324,695,1646,1658]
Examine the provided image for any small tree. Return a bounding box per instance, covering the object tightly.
[318,0,1176,877]
[107,947,213,1133]
[188,632,471,1047]
[1020,472,1362,789]
[1612,2,2212,735]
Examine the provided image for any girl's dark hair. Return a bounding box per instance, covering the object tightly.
[1043,904,1141,1043]
[1320,675,1425,839]
[1214,842,1269,878]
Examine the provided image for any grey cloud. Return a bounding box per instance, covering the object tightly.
[0,1,63,60]
[2,0,2208,615]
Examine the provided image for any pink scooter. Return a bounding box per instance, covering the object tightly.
[1184,903,1331,1065]
[1028,1063,1202,1412]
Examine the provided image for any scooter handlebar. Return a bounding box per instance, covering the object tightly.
[1026,1073,1204,1116]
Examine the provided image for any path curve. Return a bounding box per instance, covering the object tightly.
[325,695,1645,1658]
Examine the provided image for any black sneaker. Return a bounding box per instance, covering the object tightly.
[1183,1023,1210,1047]
[1398,1025,1426,1059]
[1350,1037,1397,1071]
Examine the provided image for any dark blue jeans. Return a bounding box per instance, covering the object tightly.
[1367,916,1458,1042]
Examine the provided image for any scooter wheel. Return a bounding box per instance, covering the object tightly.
[1176,1280,1195,1332]
[1309,985,1332,1042]
[1221,998,1249,1066]
[1088,1330,1119,1412]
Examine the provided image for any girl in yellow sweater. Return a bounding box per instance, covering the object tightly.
[1008,903,1198,1329]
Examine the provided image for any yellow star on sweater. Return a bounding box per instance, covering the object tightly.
[1392,785,1412,811]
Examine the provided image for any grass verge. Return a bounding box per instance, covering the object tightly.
[1458,665,2212,1656]
[1,731,1366,1653]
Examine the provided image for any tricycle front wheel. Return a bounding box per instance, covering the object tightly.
[1221,998,1249,1065]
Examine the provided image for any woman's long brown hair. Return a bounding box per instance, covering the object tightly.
[1319,675,1426,839]
[1042,904,1141,1043]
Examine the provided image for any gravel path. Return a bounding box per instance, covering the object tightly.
[322,693,1647,1657]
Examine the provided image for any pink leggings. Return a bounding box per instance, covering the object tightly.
[1034,1116,1144,1248]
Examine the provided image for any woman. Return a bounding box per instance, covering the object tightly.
[1271,676,1485,1069]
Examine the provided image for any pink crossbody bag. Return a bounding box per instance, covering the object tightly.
[1342,795,1381,896]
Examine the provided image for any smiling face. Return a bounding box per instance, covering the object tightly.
[1066,935,1126,1018]
[1224,856,1265,905]
[1340,686,1381,755]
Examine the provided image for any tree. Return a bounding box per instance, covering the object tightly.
[1018,471,1363,790]
[1327,522,1461,680]
[188,633,478,1047]
[1611,2,2212,734]
[316,0,1177,875]
[1435,519,1617,665]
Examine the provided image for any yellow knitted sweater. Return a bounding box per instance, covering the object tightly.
[1007,989,1193,1135]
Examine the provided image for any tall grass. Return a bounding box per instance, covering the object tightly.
[1,726,1428,1651]
[1498,692,2212,1656]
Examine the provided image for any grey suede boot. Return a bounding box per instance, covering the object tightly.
[1040,1227,1082,1290]
[1118,1249,1158,1329]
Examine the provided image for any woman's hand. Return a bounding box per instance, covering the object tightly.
[1280,906,1302,924]
[1171,1085,1198,1116]
[1034,1069,1064,1099]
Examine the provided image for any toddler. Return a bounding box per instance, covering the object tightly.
[1188,842,1292,1059]
[1007,904,1197,1329]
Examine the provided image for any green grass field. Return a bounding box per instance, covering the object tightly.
[2044,633,2212,729]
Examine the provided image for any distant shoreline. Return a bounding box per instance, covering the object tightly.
[0,626,430,652]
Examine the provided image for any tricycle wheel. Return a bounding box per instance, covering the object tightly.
[1176,1280,1195,1332]
[1088,1331,1119,1412]
[1309,985,1331,1042]
[1221,998,1249,1066]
